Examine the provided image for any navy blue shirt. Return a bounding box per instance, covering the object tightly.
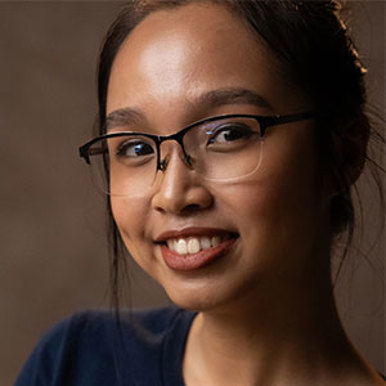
[15,307,386,385]
[16,307,196,386]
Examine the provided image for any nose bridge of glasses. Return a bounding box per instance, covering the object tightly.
[158,133,191,171]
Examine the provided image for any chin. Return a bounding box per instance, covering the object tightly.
[168,293,222,312]
[160,275,254,313]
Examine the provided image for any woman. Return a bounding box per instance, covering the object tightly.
[16,0,384,385]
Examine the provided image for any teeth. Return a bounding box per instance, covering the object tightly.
[175,239,188,255]
[200,237,211,250]
[166,235,225,255]
[211,236,221,247]
[187,238,200,254]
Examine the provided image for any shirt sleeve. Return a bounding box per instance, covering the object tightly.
[15,315,74,386]
[14,307,189,386]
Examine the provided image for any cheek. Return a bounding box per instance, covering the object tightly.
[110,195,150,259]
[219,135,322,264]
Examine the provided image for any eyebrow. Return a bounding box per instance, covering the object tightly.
[195,87,273,111]
[105,108,146,132]
[105,87,273,131]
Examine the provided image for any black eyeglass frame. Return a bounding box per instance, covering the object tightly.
[78,112,314,172]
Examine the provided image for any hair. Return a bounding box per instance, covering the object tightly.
[95,0,384,311]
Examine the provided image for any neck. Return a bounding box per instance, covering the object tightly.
[182,260,373,385]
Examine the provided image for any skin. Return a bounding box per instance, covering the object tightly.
[106,2,383,385]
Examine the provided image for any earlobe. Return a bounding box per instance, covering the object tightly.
[322,163,362,201]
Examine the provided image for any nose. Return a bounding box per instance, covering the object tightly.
[151,147,213,215]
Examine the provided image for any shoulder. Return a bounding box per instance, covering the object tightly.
[15,310,120,385]
[26,306,189,353]
[15,306,195,386]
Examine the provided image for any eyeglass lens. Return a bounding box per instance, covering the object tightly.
[87,116,264,196]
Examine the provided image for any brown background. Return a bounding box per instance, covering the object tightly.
[0,2,384,385]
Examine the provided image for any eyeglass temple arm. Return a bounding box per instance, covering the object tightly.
[79,145,106,165]
[259,112,315,134]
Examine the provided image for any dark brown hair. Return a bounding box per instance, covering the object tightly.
[96,0,384,310]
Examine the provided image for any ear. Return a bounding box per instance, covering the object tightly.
[328,113,370,194]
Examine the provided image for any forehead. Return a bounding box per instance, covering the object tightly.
[106,2,309,123]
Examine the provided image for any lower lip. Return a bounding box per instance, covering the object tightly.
[160,238,237,271]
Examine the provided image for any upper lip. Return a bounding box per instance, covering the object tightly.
[154,227,238,243]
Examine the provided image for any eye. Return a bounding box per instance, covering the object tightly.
[116,139,155,159]
[207,123,254,145]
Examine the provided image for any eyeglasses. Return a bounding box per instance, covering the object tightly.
[79,112,314,196]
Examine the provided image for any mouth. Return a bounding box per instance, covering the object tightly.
[155,228,239,271]
[164,234,234,255]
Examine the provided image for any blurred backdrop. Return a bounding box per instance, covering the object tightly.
[0,2,384,385]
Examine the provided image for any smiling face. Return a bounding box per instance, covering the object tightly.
[106,2,332,311]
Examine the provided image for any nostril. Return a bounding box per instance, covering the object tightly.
[181,203,202,214]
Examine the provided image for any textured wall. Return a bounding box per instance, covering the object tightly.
[0,2,384,385]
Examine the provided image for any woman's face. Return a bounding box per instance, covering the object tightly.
[106,2,331,311]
